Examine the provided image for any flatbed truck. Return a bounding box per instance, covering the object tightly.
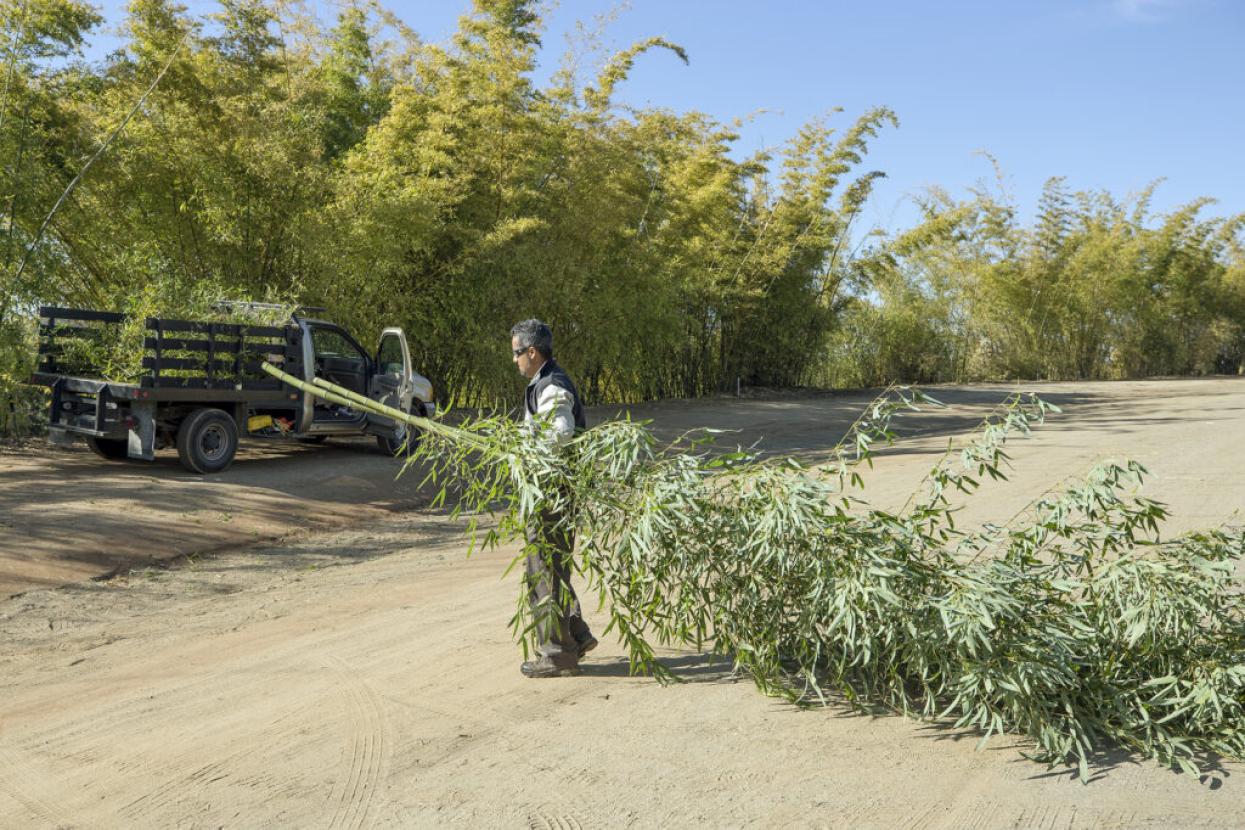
[31,306,435,474]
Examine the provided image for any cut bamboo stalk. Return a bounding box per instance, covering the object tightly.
[259,362,483,446]
[310,375,426,420]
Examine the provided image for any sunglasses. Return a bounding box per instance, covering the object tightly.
[512,345,531,356]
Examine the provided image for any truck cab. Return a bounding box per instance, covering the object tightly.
[298,318,435,452]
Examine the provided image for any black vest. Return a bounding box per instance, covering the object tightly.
[525,359,587,432]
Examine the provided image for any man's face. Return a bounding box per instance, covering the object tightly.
[512,336,542,379]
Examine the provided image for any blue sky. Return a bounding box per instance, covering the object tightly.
[86,0,1243,235]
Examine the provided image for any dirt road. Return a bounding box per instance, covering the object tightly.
[2,378,1244,827]
[0,436,430,599]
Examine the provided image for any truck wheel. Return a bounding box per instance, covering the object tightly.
[377,405,421,458]
[176,408,239,474]
[86,436,129,460]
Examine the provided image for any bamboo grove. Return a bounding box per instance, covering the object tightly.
[2,0,1244,436]
[266,362,1245,781]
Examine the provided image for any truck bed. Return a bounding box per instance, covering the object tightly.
[32,306,305,437]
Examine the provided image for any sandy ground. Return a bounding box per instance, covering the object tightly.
[1,377,1244,827]
[0,436,429,599]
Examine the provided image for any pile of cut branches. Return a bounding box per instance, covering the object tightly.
[267,365,1245,780]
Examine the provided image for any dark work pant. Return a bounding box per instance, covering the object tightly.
[524,506,591,667]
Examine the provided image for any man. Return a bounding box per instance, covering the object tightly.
[510,318,597,679]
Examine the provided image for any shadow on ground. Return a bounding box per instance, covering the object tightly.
[906,695,1234,788]
[580,653,740,683]
[582,642,1239,790]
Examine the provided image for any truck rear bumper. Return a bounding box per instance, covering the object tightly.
[35,376,157,460]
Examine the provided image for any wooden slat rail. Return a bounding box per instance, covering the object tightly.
[149,319,212,334]
[241,325,289,338]
[143,337,236,353]
[38,306,126,375]
[142,315,301,391]
[39,306,126,323]
[37,307,302,391]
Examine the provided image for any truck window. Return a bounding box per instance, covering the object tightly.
[310,326,369,398]
[312,328,364,362]
[378,335,404,375]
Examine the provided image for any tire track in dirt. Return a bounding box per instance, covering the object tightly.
[527,809,584,830]
[901,803,948,829]
[325,655,390,830]
[4,620,336,826]
[0,742,84,827]
[12,681,201,758]
[118,759,229,818]
[953,801,1024,830]
[929,800,1145,830]
[4,560,488,827]
[3,613,327,750]
[117,700,313,822]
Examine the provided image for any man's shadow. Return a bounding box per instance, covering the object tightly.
[579,652,739,683]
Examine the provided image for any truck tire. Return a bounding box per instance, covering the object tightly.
[176,407,239,474]
[86,436,130,460]
[377,404,422,458]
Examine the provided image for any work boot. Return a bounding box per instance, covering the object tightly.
[521,657,581,678]
[576,635,598,660]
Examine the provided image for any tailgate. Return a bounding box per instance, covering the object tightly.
[33,306,132,438]
[43,376,127,438]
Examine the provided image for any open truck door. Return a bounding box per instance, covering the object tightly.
[366,328,418,455]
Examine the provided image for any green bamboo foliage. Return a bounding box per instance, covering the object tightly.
[5,0,1244,436]
[396,388,1245,781]
[1,0,898,409]
[829,175,1245,386]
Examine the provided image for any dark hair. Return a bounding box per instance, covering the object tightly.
[510,318,553,358]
